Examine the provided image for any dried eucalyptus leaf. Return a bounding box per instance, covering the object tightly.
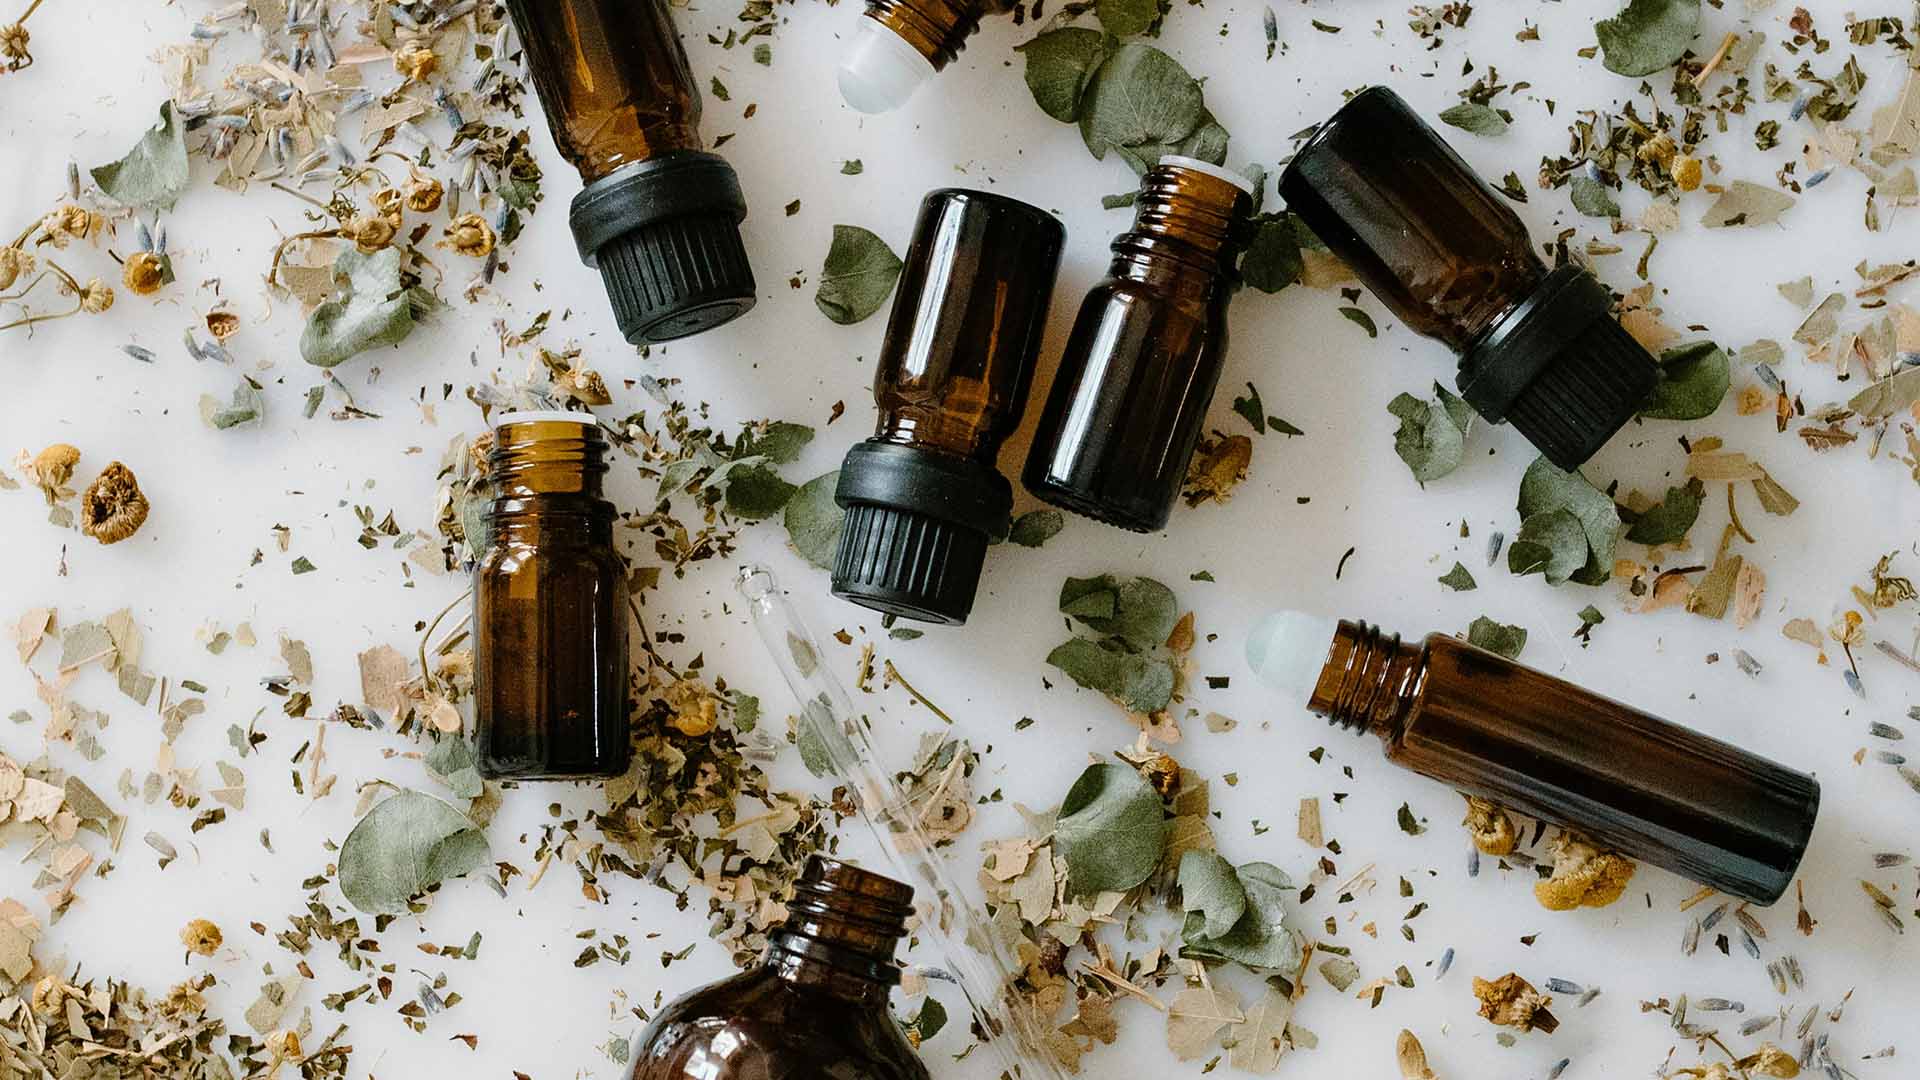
[1229,987,1296,1072]
[1078,44,1207,168]
[1625,478,1704,545]
[1438,562,1477,591]
[1166,984,1242,1061]
[1017,28,1116,123]
[337,790,488,913]
[1701,180,1796,228]
[1847,366,1920,419]
[1509,509,1589,585]
[1181,862,1302,972]
[1570,175,1622,217]
[1517,456,1618,585]
[723,465,798,521]
[301,247,415,368]
[736,421,814,464]
[1641,340,1730,420]
[1046,637,1175,713]
[814,225,903,325]
[200,379,265,429]
[1177,850,1246,939]
[1058,574,1178,648]
[1243,214,1306,293]
[91,101,190,211]
[1009,509,1065,548]
[1095,0,1158,38]
[1387,391,1467,484]
[1439,102,1508,136]
[1595,0,1701,78]
[1054,762,1165,896]
[782,471,845,569]
[1467,617,1528,659]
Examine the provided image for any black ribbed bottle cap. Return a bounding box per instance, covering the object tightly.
[568,151,756,345]
[831,441,1010,625]
[1458,263,1660,469]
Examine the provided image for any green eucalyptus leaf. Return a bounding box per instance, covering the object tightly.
[1181,862,1301,973]
[1387,391,1467,485]
[1096,0,1159,37]
[1242,214,1305,294]
[1058,574,1178,649]
[724,464,799,521]
[1009,509,1065,548]
[301,247,415,368]
[1570,175,1622,218]
[1595,0,1700,77]
[1517,456,1619,586]
[1508,508,1590,585]
[1625,478,1705,545]
[1054,763,1165,896]
[783,471,845,569]
[814,225,903,325]
[337,790,489,913]
[1466,617,1528,660]
[1078,44,1206,169]
[1438,102,1508,136]
[1438,562,1477,591]
[1045,637,1176,714]
[1640,340,1730,420]
[91,101,190,212]
[737,421,814,464]
[1177,850,1246,939]
[200,379,265,429]
[1016,28,1116,123]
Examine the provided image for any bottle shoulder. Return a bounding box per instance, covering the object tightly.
[627,972,930,1080]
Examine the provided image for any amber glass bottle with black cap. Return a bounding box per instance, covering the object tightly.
[831,189,1065,626]
[1023,155,1255,534]
[506,0,755,344]
[624,856,930,1080]
[473,412,630,780]
[1279,86,1659,469]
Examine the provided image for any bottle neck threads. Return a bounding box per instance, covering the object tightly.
[1115,160,1254,280]
[765,857,914,1003]
[862,0,984,69]
[1307,619,1423,738]
[489,417,609,499]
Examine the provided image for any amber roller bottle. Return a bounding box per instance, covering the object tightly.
[1247,612,1820,904]
[1023,155,1255,534]
[473,412,630,780]
[505,0,755,343]
[624,857,930,1079]
[831,189,1065,625]
[837,0,1012,113]
[1279,85,1658,469]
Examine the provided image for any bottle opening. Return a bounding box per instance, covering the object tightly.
[838,16,936,113]
[495,409,599,429]
[1157,154,1256,194]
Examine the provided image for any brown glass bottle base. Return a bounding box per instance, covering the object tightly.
[1023,474,1165,534]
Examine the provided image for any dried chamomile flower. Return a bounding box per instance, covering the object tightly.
[1672,155,1703,192]
[40,205,96,247]
[0,246,33,290]
[344,213,397,254]
[1,19,29,68]
[1461,795,1516,856]
[394,41,437,82]
[1472,972,1558,1033]
[204,309,239,341]
[80,461,149,544]
[405,172,445,213]
[122,250,167,295]
[1183,433,1252,506]
[444,213,496,258]
[178,918,222,956]
[665,677,719,737]
[265,1028,303,1060]
[1133,750,1182,799]
[1735,1043,1801,1078]
[24,443,79,500]
[1534,831,1635,911]
[78,277,113,313]
[370,187,405,226]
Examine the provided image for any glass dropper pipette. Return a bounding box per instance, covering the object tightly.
[735,563,1068,1080]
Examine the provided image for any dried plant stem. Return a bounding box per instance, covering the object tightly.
[1690,32,1740,89]
[1726,483,1755,544]
[417,586,473,697]
[265,227,343,292]
[882,659,954,725]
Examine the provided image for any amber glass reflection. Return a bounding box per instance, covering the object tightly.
[1023,159,1254,533]
[863,0,1011,70]
[473,417,630,780]
[626,857,930,1080]
[1312,620,1821,904]
[1278,85,1545,351]
[872,188,1063,464]
[505,0,702,181]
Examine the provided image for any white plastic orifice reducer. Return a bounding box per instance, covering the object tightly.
[1245,610,1338,703]
[837,17,936,114]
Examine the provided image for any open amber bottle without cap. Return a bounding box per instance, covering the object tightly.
[1247,612,1821,904]
[1279,86,1658,469]
[506,0,755,344]
[473,412,630,780]
[831,189,1065,625]
[838,0,1011,113]
[624,856,930,1079]
[1023,155,1255,534]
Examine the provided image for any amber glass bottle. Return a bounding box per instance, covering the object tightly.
[506,0,755,344]
[625,857,930,1079]
[473,412,630,780]
[1023,156,1255,534]
[1248,612,1821,904]
[837,0,1012,113]
[832,189,1065,626]
[1279,85,1658,469]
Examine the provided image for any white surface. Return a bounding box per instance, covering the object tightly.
[837,17,935,114]
[1246,609,1338,704]
[4,1,1919,1078]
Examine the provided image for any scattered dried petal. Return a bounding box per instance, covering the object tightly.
[80,461,149,544]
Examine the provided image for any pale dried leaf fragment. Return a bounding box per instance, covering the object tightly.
[357,644,409,715]
[1166,982,1243,1061]
[1397,1029,1438,1079]
[1473,972,1558,1033]
[1228,986,1296,1073]
[1732,562,1767,629]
